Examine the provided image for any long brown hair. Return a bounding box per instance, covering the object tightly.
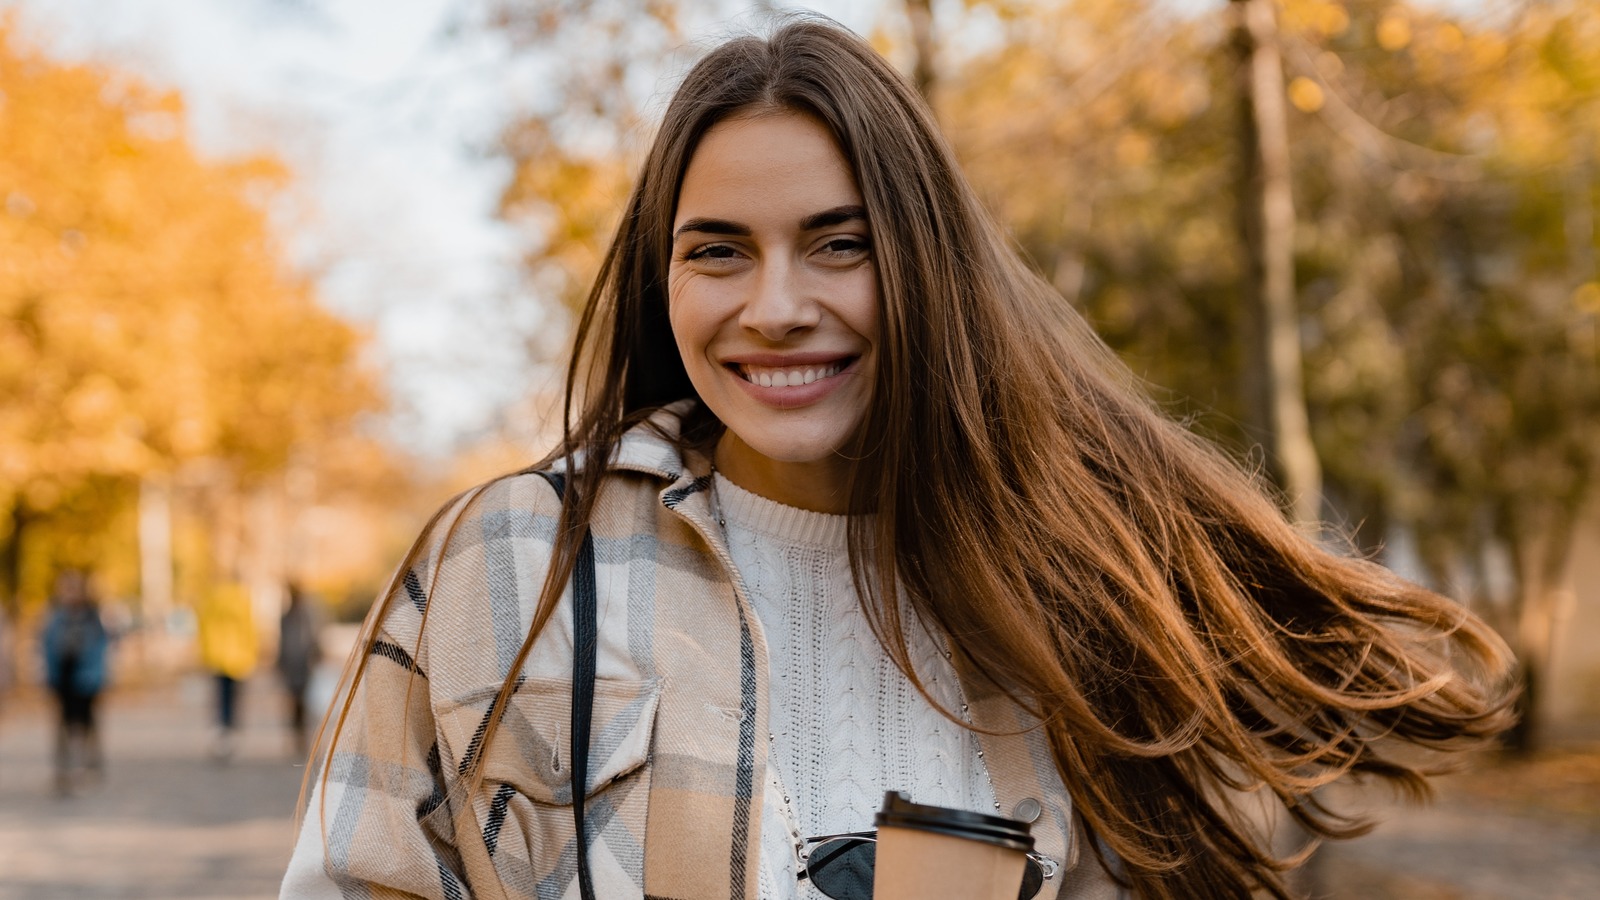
[316,15,1513,898]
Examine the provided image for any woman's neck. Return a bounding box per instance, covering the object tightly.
[712,434,853,514]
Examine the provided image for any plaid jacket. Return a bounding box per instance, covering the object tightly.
[282,406,1123,900]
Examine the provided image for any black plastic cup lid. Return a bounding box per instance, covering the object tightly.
[873,791,1036,853]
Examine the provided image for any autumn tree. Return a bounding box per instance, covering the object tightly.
[0,18,380,628]
[945,0,1247,429]
[1279,0,1600,751]
[947,0,1599,750]
[482,0,720,317]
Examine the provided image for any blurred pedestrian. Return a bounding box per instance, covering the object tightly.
[196,581,257,762]
[275,582,320,757]
[40,569,110,794]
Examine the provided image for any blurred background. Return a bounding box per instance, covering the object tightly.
[0,0,1596,897]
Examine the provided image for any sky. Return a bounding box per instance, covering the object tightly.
[5,0,877,455]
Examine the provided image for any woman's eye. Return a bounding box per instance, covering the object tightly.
[818,237,870,259]
[684,243,741,262]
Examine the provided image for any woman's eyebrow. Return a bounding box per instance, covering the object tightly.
[800,205,868,231]
[673,218,751,241]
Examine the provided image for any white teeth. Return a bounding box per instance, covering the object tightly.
[740,362,845,387]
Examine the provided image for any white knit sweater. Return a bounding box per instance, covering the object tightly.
[712,474,998,900]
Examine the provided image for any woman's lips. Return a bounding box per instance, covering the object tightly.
[724,355,860,408]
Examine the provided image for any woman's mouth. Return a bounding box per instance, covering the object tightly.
[732,359,853,388]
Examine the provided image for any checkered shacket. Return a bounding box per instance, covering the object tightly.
[282,404,1118,900]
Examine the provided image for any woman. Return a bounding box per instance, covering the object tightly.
[285,17,1511,900]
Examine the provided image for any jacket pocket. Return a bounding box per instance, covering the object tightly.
[438,676,661,899]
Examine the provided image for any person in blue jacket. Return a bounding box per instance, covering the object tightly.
[41,569,110,794]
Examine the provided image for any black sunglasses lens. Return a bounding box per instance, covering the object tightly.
[1018,859,1045,900]
[807,837,877,900]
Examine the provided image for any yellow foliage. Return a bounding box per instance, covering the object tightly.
[1575,283,1600,315]
[0,20,379,496]
[1283,0,1350,38]
[1436,22,1465,54]
[0,18,385,614]
[1467,31,1509,69]
[499,121,633,314]
[1287,76,1325,113]
[1377,11,1413,51]
[1114,132,1154,169]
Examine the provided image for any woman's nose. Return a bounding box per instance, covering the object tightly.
[739,259,820,340]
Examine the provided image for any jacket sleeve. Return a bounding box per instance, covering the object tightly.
[282,512,474,899]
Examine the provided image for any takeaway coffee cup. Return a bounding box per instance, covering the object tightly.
[872,791,1035,900]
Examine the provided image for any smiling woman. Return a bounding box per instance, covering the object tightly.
[285,15,1514,900]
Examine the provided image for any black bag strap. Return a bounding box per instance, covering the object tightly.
[536,471,598,900]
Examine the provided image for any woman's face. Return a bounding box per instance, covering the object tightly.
[668,110,878,513]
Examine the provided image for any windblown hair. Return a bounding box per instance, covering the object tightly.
[317,16,1513,899]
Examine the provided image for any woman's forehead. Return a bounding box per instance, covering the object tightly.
[674,111,861,228]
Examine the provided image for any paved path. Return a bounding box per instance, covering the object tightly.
[0,676,309,900]
[1310,771,1600,900]
[3,674,1597,899]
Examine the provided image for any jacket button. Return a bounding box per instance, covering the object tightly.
[1012,797,1042,823]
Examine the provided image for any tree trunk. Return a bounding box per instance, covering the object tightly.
[904,0,938,107]
[1505,649,1543,755]
[1231,0,1322,525]
[138,477,175,627]
[1491,496,1576,756]
[1,499,27,620]
[0,499,28,693]
[1504,505,1585,755]
[1567,141,1596,290]
[1567,137,1597,357]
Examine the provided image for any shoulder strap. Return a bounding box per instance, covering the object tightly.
[536,472,598,900]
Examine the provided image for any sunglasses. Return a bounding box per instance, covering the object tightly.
[797,830,1059,900]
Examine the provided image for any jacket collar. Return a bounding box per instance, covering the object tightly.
[609,401,701,482]
[594,400,736,588]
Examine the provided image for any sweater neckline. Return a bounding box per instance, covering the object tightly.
[712,473,853,550]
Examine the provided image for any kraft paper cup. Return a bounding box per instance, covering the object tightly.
[872,791,1033,900]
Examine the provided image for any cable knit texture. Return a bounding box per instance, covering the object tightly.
[713,475,998,900]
